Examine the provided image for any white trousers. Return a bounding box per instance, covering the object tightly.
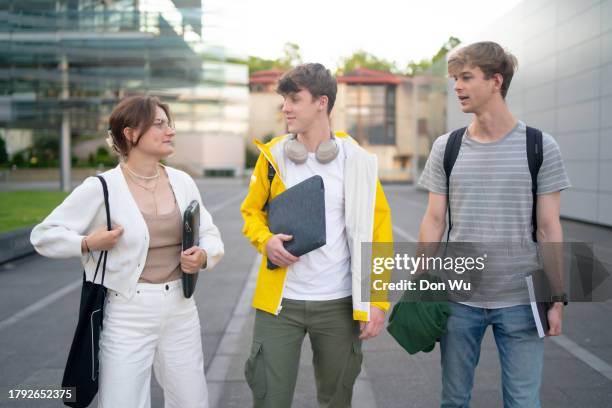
[98,279,208,408]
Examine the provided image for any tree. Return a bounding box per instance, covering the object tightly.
[247,42,303,75]
[337,50,397,75]
[278,42,302,68]
[405,36,461,76]
[432,36,461,64]
[247,56,278,75]
[406,58,433,76]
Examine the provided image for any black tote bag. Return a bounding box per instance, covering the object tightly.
[61,175,111,407]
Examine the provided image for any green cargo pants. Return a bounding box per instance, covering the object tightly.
[244,296,362,408]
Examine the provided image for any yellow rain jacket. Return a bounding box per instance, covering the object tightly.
[240,132,393,321]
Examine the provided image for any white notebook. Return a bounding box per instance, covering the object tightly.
[526,275,549,338]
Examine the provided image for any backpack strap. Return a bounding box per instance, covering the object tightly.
[442,127,466,242]
[526,126,543,242]
[441,126,543,243]
[267,161,276,184]
[262,161,276,211]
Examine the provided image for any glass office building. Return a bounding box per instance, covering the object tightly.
[0,0,248,188]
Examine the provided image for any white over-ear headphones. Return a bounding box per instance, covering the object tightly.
[284,133,339,164]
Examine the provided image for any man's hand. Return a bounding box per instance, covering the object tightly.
[359,306,386,340]
[181,246,207,273]
[547,302,563,336]
[265,234,299,267]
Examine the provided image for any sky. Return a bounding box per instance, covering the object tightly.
[202,0,525,71]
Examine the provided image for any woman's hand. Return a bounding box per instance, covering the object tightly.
[83,225,124,253]
[181,246,207,273]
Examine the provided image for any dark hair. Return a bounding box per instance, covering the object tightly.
[276,63,337,114]
[107,95,172,157]
[447,41,518,98]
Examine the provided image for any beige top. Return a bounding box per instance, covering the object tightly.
[138,203,183,283]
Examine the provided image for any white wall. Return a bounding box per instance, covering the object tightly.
[167,62,249,176]
[447,0,612,226]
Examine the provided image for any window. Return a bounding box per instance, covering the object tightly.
[346,85,396,145]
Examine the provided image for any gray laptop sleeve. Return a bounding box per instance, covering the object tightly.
[267,175,326,270]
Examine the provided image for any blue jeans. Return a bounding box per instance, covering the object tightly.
[440,303,543,408]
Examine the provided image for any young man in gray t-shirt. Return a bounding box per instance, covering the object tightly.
[418,42,570,407]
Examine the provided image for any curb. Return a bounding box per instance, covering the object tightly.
[0,226,35,264]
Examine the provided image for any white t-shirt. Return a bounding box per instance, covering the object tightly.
[282,139,352,301]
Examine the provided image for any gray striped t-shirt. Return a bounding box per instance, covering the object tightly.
[418,121,571,308]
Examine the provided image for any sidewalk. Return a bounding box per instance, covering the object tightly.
[1,182,611,408]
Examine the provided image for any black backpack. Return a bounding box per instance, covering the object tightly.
[442,126,543,243]
[262,161,276,210]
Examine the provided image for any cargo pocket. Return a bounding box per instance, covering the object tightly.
[342,340,363,388]
[244,341,267,399]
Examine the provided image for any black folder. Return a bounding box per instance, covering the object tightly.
[182,200,199,298]
[267,175,326,270]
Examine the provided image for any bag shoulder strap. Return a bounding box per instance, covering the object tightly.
[526,126,543,242]
[262,161,276,211]
[442,127,466,242]
[267,161,276,184]
[95,175,111,231]
[441,126,544,243]
[93,175,111,285]
[443,128,465,180]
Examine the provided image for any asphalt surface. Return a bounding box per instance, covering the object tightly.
[1,179,611,407]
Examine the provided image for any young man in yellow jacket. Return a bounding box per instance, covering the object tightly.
[240,63,393,407]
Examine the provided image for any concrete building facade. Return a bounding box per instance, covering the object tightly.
[248,68,418,181]
[248,70,286,147]
[446,0,612,226]
[333,68,413,181]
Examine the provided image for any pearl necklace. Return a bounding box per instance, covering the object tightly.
[124,163,160,180]
[123,164,160,215]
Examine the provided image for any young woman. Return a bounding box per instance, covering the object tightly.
[31,95,224,408]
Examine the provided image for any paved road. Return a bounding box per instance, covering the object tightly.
[1,180,611,407]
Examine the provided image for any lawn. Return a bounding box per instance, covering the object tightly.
[0,191,69,233]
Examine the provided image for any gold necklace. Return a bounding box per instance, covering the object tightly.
[124,166,159,215]
[125,163,160,180]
